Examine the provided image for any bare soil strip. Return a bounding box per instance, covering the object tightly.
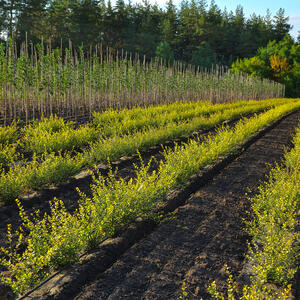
[55,111,299,300]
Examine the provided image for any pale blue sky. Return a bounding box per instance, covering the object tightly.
[123,0,300,39]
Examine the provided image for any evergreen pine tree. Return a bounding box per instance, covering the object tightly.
[16,0,49,43]
[273,8,292,41]
[1,0,23,38]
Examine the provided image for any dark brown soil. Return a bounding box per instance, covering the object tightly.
[63,111,300,300]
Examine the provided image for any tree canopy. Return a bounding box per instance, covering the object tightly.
[232,35,300,97]
[0,0,294,68]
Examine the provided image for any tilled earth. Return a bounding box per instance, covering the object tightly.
[69,111,300,300]
[1,110,300,299]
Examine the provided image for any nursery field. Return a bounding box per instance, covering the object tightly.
[0,42,284,125]
[0,98,299,299]
[0,97,294,205]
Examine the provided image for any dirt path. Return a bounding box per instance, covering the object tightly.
[62,111,300,300]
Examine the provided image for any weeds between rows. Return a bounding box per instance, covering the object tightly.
[0,99,293,204]
[208,125,300,299]
[0,102,299,295]
[0,41,284,124]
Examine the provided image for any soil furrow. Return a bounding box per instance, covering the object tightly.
[69,111,300,300]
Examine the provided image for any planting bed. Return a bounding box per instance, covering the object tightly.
[0,110,251,251]
[10,108,299,300]
[1,98,282,204]
[1,99,286,246]
[0,100,299,299]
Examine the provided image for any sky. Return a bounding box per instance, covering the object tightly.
[125,0,300,39]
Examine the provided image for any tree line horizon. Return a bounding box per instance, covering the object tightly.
[0,0,296,67]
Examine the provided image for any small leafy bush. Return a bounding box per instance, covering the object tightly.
[0,122,18,145]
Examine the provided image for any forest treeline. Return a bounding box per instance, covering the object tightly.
[232,35,300,97]
[0,0,295,67]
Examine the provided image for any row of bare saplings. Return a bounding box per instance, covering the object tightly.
[0,40,285,125]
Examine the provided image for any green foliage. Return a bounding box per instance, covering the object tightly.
[0,144,19,168]
[155,41,174,63]
[208,266,292,299]
[25,115,69,134]
[0,122,20,171]
[0,123,18,145]
[273,9,292,42]
[25,153,85,190]
[232,35,300,97]
[0,98,291,204]
[0,40,284,123]
[0,0,292,123]
[0,2,292,100]
[232,57,267,77]
[22,117,99,155]
[16,0,49,44]
[161,0,177,50]
[92,100,255,137]
[190,42,218,69]
[0,165,27,203]
[246,134,300,287]
[1,101,300,294]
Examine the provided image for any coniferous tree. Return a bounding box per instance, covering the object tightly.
[121,2,138,53]
[0,0,294,70]
[111,0,130,49]
[205,0,222,53]
[190,41,217,68]
[161,0,177,50]
[177,0,203,61]
[1,0,23,38]
[0,0,8,39]
[263,9,274,43]
[230,5,245,57]
[243,14,267,57]
[135,2,162,57]
[16,0,49,43]
[69,0,101,47]
[155,40,174,63]
[273,8,292,41]
[102,0,117,48]
[48,0,73,48]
